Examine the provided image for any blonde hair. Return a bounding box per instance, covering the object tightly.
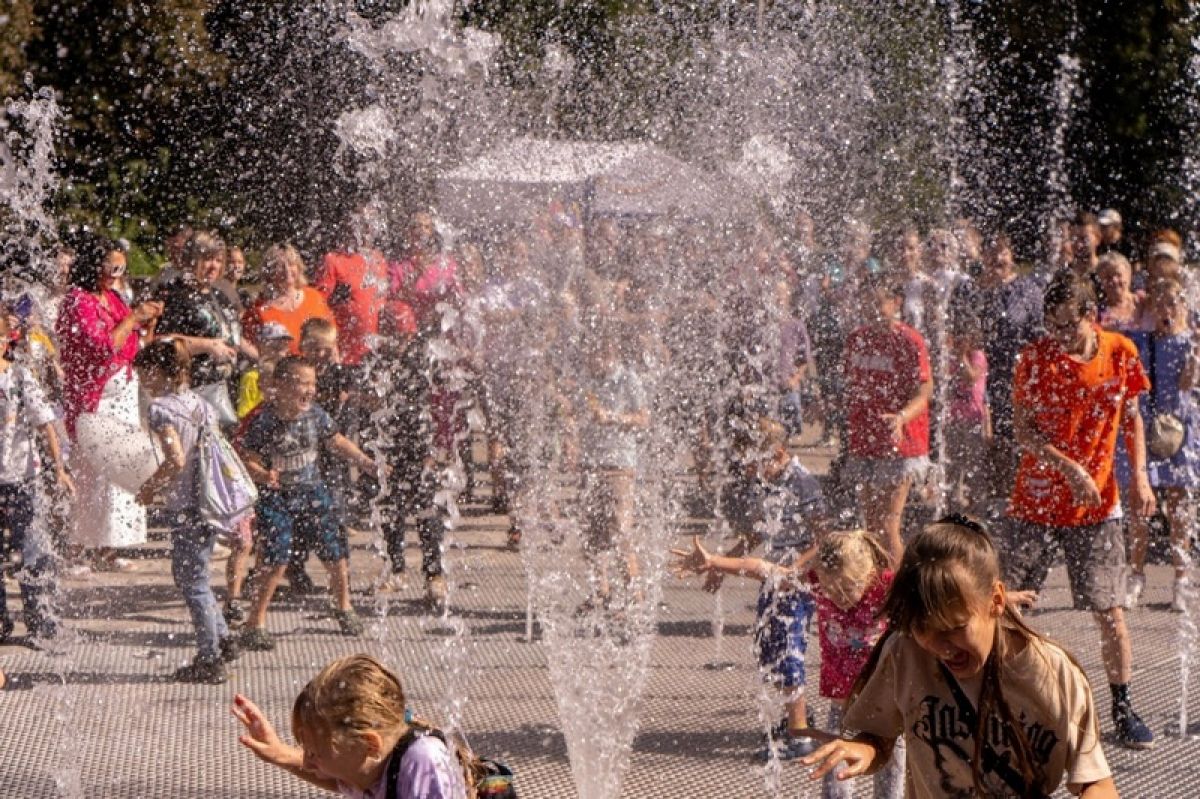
[261,243,308,297]
[292,654,486,797]
[292,654,406,747]
[300,316,338,343]
[815,529,890,585]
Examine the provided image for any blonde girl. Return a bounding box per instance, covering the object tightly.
[670,530,899,777]
[804,517,1117,799]
[233,654,469,798]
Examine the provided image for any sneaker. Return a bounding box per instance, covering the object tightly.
[1113,709,1155,750]
[333,608,364,636]
[173,657,227,685]
[240,627,276,652]
[506,526,522,552]
[1173,578,1191,613]
[1126,572,1146,608]
[0,615,12,644]
[25,613,58,641]
[219,636,241,663]
[755,733,817,762]
[223,600,246,626]
[426,575,448,614]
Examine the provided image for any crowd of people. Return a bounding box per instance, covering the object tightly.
[0,198,1193,797]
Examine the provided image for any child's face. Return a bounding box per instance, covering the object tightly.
[299,727,371,787]
[301,334,339,366]
[275,366,317,417]
[869,288,900,324]
[910,582,1005,679]
[261,338,293,362]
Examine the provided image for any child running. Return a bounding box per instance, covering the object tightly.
[804,517,1116,799]
[236,356,376,650]
[134,338,243,682]
[232,653,468,798]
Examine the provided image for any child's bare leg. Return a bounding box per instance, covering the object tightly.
[226,539,250,602]
[609,471,641,602]
[1164,488,1192,580]
[785,686,808,735]
[324,558,352,611]
[1127,515,1150,577]
[858,477,912,565]
[245,564,287,630]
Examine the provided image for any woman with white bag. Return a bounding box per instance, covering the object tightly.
[56,232,162,572]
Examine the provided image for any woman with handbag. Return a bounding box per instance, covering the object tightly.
[56,232,164,572]
[152,230,256,428]
[1126,277,1200,611]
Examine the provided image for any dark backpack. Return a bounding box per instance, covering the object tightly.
[384,724,516,799]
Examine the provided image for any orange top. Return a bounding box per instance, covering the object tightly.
[314,249,389,365]
[241,287,335,355]
[1008,326,1149,527]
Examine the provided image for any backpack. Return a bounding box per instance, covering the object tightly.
[190,398,258,531]
[384,724,517,799]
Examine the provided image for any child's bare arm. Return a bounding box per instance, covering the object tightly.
[36,422,74,497]
[135,425,186,506]
[239,448,278,488]
[670,535,780,582]
[327,433,376,473]
[231,695,338,792]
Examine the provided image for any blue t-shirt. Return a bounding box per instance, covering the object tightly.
[240,404,336,488]
[761,458,826,564]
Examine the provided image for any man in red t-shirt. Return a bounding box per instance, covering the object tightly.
[842,273,933,563]
[313,205,390,365]
[1003,270,1156,750]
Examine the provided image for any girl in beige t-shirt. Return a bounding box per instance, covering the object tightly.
[804,517,1117,799]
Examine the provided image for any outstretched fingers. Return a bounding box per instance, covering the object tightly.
[801,740,870,781]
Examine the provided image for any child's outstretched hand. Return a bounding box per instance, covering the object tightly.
[231,694,300,769]
[669,535,713,578]
[802,738,878,782]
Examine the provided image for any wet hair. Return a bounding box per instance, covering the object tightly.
[1072,210,1099,230]
[299,316,337,343]
[178,230,225,272]
[814,529,891,587]
[982,232,1012,256]
[292,654,407,747]
[132,338,191,387]
[66,231,118,293]
[862,271,904,298]
[293,654,482,795]
[1043,269,1096,317]
[273,355,315,384]
[849,517,1097,797]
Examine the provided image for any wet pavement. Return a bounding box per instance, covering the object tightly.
[2,446,1197,797]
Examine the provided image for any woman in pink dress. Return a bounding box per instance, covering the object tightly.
[56,233,163,571]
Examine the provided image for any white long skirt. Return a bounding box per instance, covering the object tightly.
[69,369,147,549]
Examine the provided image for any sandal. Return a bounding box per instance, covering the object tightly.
[506,526,522,551]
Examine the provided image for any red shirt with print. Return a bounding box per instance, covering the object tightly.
[314,249,389,365]
[843,321,932,458]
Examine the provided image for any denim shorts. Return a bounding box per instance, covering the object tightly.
[255,483,348,566]
[1000,517,1126,611]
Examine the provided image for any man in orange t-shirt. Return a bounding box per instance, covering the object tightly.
[1004,270,1156,750]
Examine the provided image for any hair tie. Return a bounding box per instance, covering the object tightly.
[404,708,413,724]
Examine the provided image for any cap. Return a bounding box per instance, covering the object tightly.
[1098,209,1122,227]
[1150,242,1182,262]
[258,322,293,342]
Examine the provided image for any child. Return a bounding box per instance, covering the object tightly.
[0,309,74,643]
[236,321,293,419]
[944,322,990,513]
[236,356,377,650]
[579,326,649,614]
[360,306,449,610]
[134,338,242,683]
[232,654,468,797]
[804,517,1116,798]
[842,272,932,564]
